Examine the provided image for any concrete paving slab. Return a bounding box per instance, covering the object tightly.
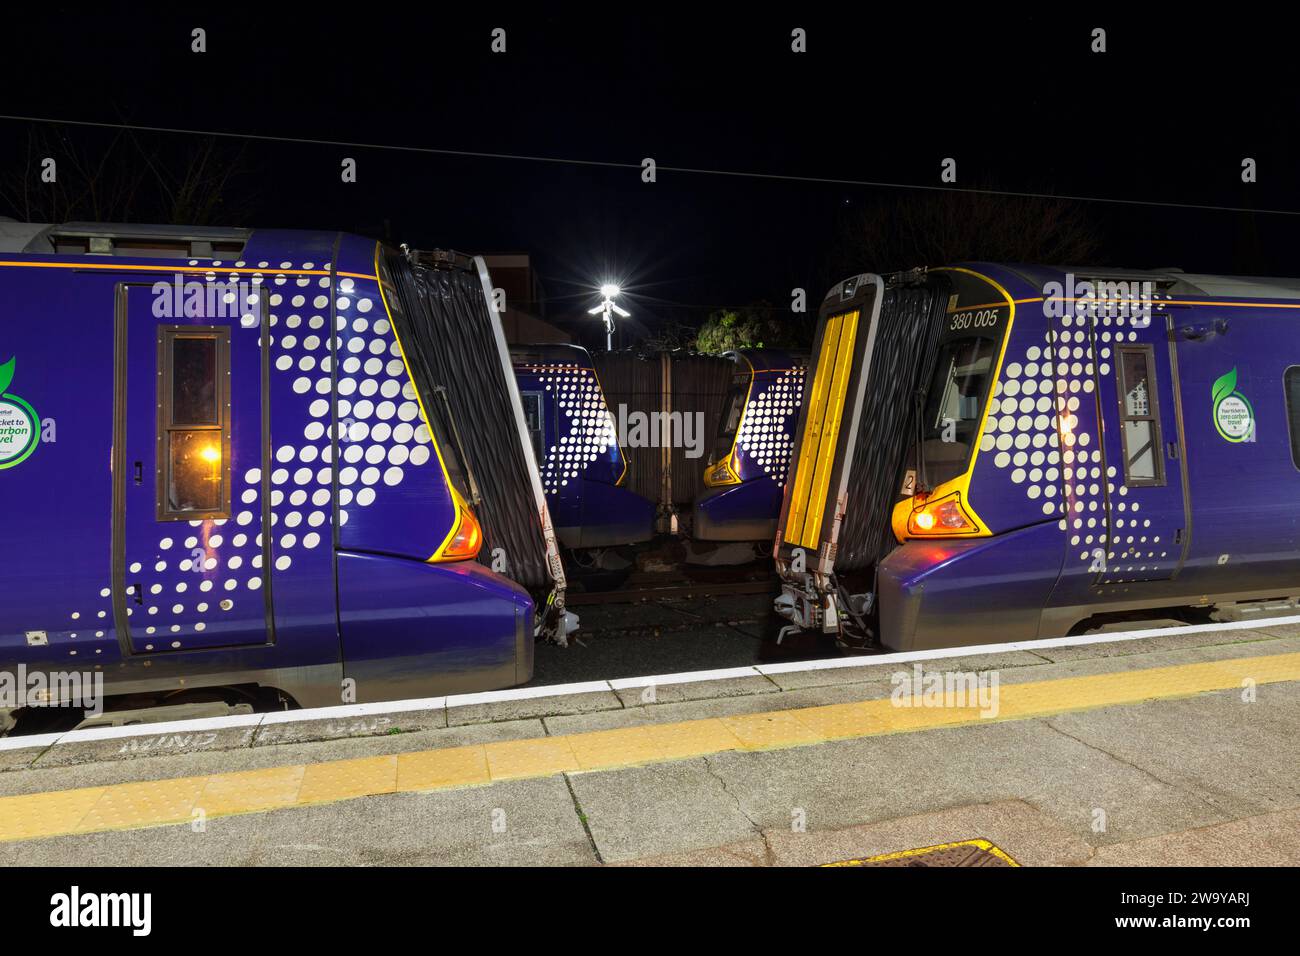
[446,689,623,726]
[1045,683,1300,819]
[700,716,1232,848]
[254,704,445,747]
[612,674,779,708]
[542,681,904,736]
[32,716,261,769]
[1253,622,1300,640]
[0,734,58,772]
[761,650,1049,691]
[625,799,1094,867]
[1087,806,1300,866]
[1,718,549,798]
[0,775,596,867]
[567,758,760,863]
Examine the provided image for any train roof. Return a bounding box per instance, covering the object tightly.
[983,263,1300,302]
[727,348,808,372]
[509,343,593,367]
[0,219,256,258]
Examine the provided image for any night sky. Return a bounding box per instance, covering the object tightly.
[4,8,1299,329]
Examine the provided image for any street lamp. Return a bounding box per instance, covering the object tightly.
[588,283,630,351]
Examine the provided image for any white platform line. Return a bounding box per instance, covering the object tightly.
[53,711,266,744]
[259,696,447,725]
[0,731,64,751]
[754,614,1300,676]
[608,665,767,689]
[7,613,1298,748]
[444,680,613,709]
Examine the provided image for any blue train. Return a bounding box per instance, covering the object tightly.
[694,349,807,542]
[511,346,806,562]
[0,221,540,720]
[775,264,1300,650]
[511,344,657,558]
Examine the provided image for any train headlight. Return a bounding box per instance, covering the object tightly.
[906,491,978,536]
[431,494,484,562]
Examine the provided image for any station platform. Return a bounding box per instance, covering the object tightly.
[2,616,1299,866]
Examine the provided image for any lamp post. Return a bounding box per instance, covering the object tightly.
[588,283,630,351]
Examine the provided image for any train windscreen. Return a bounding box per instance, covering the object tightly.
[710,371,748,464]
[917,336,998,488]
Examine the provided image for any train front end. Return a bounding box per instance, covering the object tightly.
[694,349,806,542]
[511,344,656,552]
[774,266,1037,651]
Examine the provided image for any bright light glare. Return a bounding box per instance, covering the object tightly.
[600,283,622,298]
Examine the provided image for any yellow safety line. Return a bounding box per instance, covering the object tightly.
[2,650,1298,844]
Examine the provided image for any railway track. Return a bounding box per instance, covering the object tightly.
[566,577,776,606]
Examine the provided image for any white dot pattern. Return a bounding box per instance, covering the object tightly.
[533,363,618,495]
[736,367,805,486]
[979,303,1169,586]
[73,264,439,647]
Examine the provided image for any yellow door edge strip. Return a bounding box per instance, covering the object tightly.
[3,650,1299,845]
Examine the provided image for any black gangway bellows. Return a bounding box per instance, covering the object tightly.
[381,246,567,639]
[777,270,950,577]
[835,280,951,569]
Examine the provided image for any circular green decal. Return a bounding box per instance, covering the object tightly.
[0,393,38,468]
[1214,393,1254,442]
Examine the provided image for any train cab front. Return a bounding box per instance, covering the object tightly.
[335,248,541,700]
[773,266,1059,652]
[511,344,656,551]
[694,350,807,542]
[874,266,1064,652]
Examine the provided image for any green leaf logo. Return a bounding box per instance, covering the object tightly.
[0,357,14,396]
[1211,367,1237,406]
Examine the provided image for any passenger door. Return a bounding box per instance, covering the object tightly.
[1084,301,1188,584]
[113,281,272,653]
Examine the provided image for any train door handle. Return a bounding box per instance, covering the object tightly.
[130,582,143,605]
[133,460,143,484]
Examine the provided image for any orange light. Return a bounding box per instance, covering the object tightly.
[432,496,483,562]
[906,491,978,536]
[200,445,221,463]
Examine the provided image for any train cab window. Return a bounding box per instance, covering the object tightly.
[157,327,231,520]
[521,391,545,462]
[1284,367,1300,470]
[1116,345,1164,486]
[917,336,997,487]
[711,373,748,464]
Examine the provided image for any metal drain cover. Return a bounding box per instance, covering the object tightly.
[824,839,1018,867]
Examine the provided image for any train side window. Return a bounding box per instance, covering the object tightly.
[157,327,231,520]
[1115,345,1164,487]
[521,391,545,462]
[1284,367,1300,470]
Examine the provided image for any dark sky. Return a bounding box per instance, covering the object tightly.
[4,8,1300,328]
